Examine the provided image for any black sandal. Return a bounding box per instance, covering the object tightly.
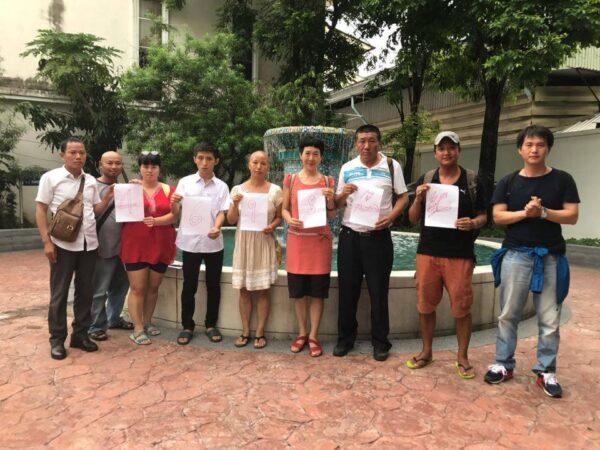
[88,330,108,341]
[108,319,134,330]
[234,335,250,348]
[254,336,267,349]
[177,330,194,345]
[205,327,222,343]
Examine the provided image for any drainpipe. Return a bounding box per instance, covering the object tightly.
[350,96,367,125]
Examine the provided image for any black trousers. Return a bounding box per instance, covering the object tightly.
[337,226,394,351]
[49,245,97,345]
[181,250,224,330]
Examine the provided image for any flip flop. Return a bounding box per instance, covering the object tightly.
[144,323,161,336]
[406,356,434,369]
[130,331,151,345]
[177,330,194,345]
[455,361,476,379]
[254,336,267,349]
[234,335,250,348]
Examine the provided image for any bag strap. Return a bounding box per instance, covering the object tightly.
[96,202,115,232]
[76,175,85,196]
[423,169,436,184]
[387,157,396,194]
[465,169,478,208]
[160,182,170,197]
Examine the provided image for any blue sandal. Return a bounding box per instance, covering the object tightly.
[130,331,151,345]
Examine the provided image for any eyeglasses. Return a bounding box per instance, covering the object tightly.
[140,151,159,156]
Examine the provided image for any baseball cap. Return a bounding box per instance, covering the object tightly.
[434,131,460,146]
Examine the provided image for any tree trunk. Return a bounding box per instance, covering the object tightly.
[479,78,506,215]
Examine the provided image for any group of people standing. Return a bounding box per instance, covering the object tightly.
[35,122,579,398]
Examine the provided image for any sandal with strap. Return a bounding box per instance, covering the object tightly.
[235,334,250,348]
[308,338,323,357]
[290,335,309,353]
[177,330,194,345]
[88,330,108,341]
[130,331,151,345]
[205,327,222,343]
[254,336,267,349]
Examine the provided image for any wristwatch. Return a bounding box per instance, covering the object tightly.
[540,207,548,219]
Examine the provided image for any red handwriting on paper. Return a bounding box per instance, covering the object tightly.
[246,199,257,222]
[301,191,323,214]
[426,191,452,216]
[353,190,380,213]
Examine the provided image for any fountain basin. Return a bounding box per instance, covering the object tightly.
[151,232,531,339]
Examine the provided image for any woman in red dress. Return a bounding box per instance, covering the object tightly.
[120,151,176,345]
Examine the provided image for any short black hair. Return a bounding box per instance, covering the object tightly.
[299,136,325,155]
[516,125,554,150]
[138,151,161,167]
[60,136,85,152]
[355,124,381,142]
[192,141,220,159]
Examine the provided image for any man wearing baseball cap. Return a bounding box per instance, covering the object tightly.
[406,131,487,378]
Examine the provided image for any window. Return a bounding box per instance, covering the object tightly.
[139,0,163,67]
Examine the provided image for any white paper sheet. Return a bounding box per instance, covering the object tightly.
[348,185,384,228]
[180,196,212,235]
[239,193,269,231]
[114,184,144,223]
[424,183,459,229]
[297,188,327,229]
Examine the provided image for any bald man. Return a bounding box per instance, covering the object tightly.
[88,151,133,341]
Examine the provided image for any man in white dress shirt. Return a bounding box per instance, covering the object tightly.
[35,137,114,360]
[171,142,230,345]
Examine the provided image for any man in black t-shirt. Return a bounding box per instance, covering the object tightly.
[484,125,580,399]
[406,131,487,379]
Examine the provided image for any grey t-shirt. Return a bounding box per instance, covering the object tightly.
[96,180,121,258]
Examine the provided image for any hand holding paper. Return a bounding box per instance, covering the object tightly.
[114,184,144,223]
[424,184,459,229]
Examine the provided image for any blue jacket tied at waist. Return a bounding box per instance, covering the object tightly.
[491,246,570,304]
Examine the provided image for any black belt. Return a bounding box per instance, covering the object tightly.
[341,225,390,237]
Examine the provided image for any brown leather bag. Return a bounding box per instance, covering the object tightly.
[49,177,86,242]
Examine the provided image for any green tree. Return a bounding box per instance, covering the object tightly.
[0,60,25,228]
[433,0,600,199]
[359,0,452,182]
[18,29,127,175]
[120,33,284,185]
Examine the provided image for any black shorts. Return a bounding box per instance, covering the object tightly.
[287,273,330,299]
[124,261,168,274]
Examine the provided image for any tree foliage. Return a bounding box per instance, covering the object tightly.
[432,0,600,199]
[17,29,127,175]
[120,33,285,186]
[359,0,453,182]
[0,59,25,228]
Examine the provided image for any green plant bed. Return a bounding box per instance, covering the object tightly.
[566,238,600,247]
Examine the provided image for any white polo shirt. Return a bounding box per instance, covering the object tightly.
[336,153,408,232]
[35,166,102,251]
[175,173,231,253]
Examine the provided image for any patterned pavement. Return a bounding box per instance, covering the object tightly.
[0,250,599,449]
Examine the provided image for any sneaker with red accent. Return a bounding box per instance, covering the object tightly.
[536,372,563,398]
[484,364,514,384]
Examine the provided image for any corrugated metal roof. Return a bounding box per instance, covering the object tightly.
[559,112,600,132]
[560,47,600,71]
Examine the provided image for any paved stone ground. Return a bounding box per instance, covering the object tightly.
[1,250,599,449]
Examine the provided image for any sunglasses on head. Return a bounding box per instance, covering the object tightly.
[140,150,159,156]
